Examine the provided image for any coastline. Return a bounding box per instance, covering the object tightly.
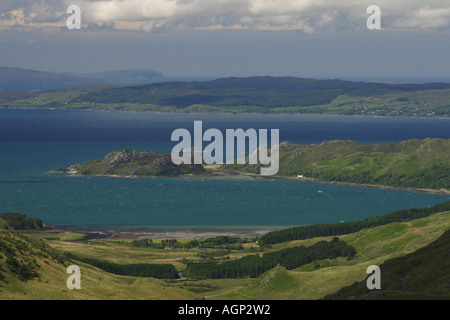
[23,224,281,241]
[47,169,450,196]
[240,173,450,195]
[2,106,449,119]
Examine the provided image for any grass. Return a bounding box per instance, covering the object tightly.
[1,210,449,300]
[225,138,450,190]
[202,211,450,300]
[0,259,198,300]
[48,240,198,271]
[25,232,86,241]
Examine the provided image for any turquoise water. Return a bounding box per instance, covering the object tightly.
[0,109,449,229]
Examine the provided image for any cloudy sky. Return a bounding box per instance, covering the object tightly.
[1,0,450,80]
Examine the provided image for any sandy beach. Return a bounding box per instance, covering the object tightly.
[23,224,280,241]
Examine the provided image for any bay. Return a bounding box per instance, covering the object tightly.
[0,108,449,229]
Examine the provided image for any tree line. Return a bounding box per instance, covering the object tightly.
[66,253,179,279]
[130,235,247,250]
[259,201,450,246]
[0,212,43,230]
[184,237,355,279]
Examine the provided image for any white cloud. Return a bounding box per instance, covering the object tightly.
[394,7,450,29]
[2,0,450,33]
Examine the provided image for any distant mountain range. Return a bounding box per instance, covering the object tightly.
[0,67,164,91]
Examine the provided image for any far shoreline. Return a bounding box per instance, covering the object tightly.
[2,106,449,120]
[47,169,450,196]
[23,224,283,241]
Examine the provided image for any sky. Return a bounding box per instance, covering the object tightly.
[1,0,450,81]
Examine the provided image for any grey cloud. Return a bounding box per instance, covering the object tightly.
[2,0,450,33]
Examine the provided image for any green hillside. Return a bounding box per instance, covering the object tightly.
[3,76,450,116]
[241,266,296,295]
[224,138,450,190]
[55,149,207,177]
[0,217,198,300]
[323,228,450,300]
[1,203,450,300]
[259,200,450,246]
[205,210,450,300]
[54,138,450,190]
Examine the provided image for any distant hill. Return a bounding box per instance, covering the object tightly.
[3,74,450,116]
[70,76,450,109]
[0,88,33,104]
[323,228,450,300]
[0,67,164,91]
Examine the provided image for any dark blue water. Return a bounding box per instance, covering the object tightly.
[0,109,449,229]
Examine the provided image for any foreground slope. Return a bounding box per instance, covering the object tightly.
[323,228,450,300]
[0,218,197,300]
[2,204,450,300]
[204,210,450,300]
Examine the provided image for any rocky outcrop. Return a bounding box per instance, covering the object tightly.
[64,150,208,177]
[103,150,158,165]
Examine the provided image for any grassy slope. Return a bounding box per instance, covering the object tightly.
[56,138,450,189]
[224,138,450,190]
[15,209,450,300]
[203,211,450,300]
[0,222,198,300]
[0,259,197,300]
[324,228,450,300]
[1,202,449,300]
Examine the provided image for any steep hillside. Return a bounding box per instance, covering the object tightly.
[0,217,66,290]
[323,229,450,300]
[0,217,197,300]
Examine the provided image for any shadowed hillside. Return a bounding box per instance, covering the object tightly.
[323,229,450,300]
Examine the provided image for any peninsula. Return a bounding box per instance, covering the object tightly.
[51,138,450,192]
[52,149,207,177]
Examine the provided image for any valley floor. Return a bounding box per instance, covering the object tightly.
[3,210,448,300]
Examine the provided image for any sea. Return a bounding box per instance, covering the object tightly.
[0,108,449,230]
